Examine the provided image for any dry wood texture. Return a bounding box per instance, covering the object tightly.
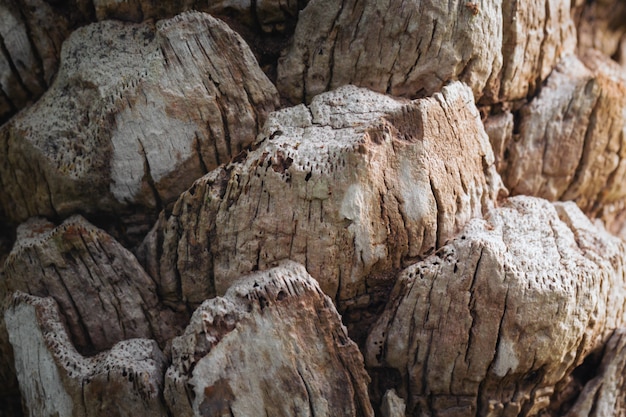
[2,1,626,416]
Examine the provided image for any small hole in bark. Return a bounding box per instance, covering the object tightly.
[277,290,287,301]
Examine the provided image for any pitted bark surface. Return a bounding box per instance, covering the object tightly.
[4,292,169,417]
[3,215,184,355]
[165,261,374,417]
[277,0,503,103]
[365,196,626,417]
[0,11,278,228]
[139,82,504,324]
[494,52,626,236]
[277,0,574,104]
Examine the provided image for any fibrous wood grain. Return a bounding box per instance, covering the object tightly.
[4,292,169,417]
[0,11,278,230]
[485,0,576,102]
[494,51,626,236]
[2,215,184,355]
[365,196,626,417]
[277,0,503,103]
[164,261,374,417]
[4,262,374,417]
[0,0,71,124]
[138,82,504,339]
[563,329,626,417]
[277,0,575,104]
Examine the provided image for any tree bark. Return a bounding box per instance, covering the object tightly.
[1,1,626,417]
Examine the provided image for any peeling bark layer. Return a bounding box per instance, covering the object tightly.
[5,292,169,417]
[3,215,185,355]
[493,51,626,235]
[0,11,278,229]
[138,82,504,334]
[164,261,374,417]
[365,196,626,417]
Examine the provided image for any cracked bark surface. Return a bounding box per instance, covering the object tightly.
[484,0,576,103]
[3,2,626,416]
[0,11,278,232]
[138,82,504,342]
[365,196,626,417]
[4,262,374,417]
[277,0,574,104]
[0,0,306,125]
[5,292,169,417]
[2,215,186,356]
[562,328,626,417]
[491,51,626,236]
[0,0,71,124]
[165,261,374,417]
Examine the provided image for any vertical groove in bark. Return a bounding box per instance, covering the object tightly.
[138,83,504,346]
[0,12,278,239]
[3,216,187,355]
[365,197,626,417]
[490,51,626,237]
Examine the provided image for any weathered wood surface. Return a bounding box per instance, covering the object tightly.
[5,292,169,417]
[277,0,575,104]
[489,51,626,237]
[138,82,504,338]
[0,0,71,124]
[165,261,374,417]
[2,2,626,416]
[574,0,626,66]
[3,215,185,354]
[563,329,626,417]
[0,0,305,125]
[0,11,278,230]
[4,263,374,417]
[365,196,626,417]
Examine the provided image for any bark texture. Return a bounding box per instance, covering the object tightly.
[4,263,374,417]
[491,51,626,236]
[5,292,169,417]
[0,11,278,229]
[165,261,374,417]
[2,215,184,354]
[0,0,71,124]
[138,82,504,332]
[2,2,626,416]
[0,0,305,124]
[365,196,626,417]
[277,0,575,104]
[574,0,626,66]
[563,329,626,417]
